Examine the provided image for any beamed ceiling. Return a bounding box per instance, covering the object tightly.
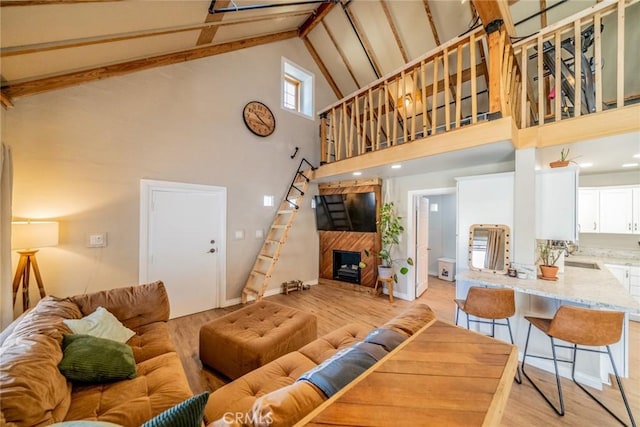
[0,0,609,106]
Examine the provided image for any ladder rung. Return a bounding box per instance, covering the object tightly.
[277,209,294,214]
[266,239,281,244]
[272,224,287,229]
[251,270,267,276]
[258,255,274,262]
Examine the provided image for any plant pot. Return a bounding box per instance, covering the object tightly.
[549,160,570,168]
[540,265,559,279]
[378,266,393,279]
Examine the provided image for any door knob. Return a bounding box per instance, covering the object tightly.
[210,240,215,244]
[208,248,216,253]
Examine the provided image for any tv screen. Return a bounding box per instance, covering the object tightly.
[314,192,377,232]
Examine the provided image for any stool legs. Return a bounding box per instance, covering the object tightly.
[522,323,565,416]
[522,323,636,426]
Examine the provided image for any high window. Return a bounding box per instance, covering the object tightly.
[282,58,314,119]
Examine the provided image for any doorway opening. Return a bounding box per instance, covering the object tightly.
[406,188,456,301]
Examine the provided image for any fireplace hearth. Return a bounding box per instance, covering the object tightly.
[333,250,361,284]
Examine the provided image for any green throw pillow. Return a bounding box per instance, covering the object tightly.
[141,392,209,427]
[58,334,137,383]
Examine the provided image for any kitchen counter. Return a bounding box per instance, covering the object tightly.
[569,253,640,267]
[456,263,637,387]
[457,264,640,313]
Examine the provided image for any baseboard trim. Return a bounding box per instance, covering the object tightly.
[222,279,319,307]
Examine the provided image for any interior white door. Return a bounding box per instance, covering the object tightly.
[146,187,224,318]
[415,196,430,297]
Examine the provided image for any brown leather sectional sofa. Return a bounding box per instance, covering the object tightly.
[0,281,194,426]
[205,303,437,426]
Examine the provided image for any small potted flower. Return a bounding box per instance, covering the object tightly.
[538,241,562,280]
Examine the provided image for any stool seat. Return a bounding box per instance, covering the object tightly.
[522,305,635,426]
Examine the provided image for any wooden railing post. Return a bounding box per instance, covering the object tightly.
[486,20,506,119]
[319,113,328,165]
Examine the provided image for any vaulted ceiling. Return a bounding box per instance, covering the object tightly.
[0,0,602,107]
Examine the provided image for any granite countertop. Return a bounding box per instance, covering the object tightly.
[457,264,640,313]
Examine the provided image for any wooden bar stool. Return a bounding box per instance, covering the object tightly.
[375,276,394,303]
[455,286,521,383]
[522,305,636,427]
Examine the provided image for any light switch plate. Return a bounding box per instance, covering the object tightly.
[88,233,107,248]
[234,230,245,240]
[255,229,264,239]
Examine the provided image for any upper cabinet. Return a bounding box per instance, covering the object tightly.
[579,186,640,235]
[536,167,578,241]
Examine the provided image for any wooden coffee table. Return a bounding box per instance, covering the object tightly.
[298,320,518,426]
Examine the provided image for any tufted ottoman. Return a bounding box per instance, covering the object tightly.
[199,300,317,379]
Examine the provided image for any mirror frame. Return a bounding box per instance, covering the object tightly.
[468,224,511,274]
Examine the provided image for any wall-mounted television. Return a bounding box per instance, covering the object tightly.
[314,192,377,232]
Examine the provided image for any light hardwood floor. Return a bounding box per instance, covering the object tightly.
[168,278,639,426]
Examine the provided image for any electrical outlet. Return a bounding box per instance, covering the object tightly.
[87,233,107,248]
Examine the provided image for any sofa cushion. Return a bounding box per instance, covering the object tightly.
[249,381,325,427]
[63,307,135,343]
[70,281,170,330]
[381,303,436,337]
[64,352,193,426]
[128,322,176,363]
[0,297,82,426]
[204,351,317,423]
[141,392,209,427]
[298,345,379,398]
[297,323,370,365]
[58,334,137,383]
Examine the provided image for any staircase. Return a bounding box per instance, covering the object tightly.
[241,158,316,303]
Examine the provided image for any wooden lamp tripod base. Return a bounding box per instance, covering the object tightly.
[12,250,47,312]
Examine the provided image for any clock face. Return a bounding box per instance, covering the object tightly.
[242,101,275,137]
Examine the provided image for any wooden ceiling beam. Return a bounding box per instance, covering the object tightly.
[321,21,360,88]
[380,0,409,63]
[298,2,335,38]
[1,30,297,100]
[197,0,231,46]
[302,37,343,99]
[342,3,382,78]
[2,10,310,57]
[422,0,441,46]
[471,0,515,35]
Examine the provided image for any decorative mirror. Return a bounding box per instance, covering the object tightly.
[468,224,510,274]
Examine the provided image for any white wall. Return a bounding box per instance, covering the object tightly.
[383,160,514,297]
[426,193,456,275]
[2,38,335,316]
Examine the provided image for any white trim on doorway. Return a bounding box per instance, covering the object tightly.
[139,179,227,307]
[406,187,456,301]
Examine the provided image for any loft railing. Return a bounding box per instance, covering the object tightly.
[513,0,637,128]
[318,26,494,164]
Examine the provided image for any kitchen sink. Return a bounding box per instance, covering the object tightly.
[564,260,600,270]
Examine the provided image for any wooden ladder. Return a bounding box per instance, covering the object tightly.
[241,158,316,303]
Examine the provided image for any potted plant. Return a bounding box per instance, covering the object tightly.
[549,148,578,168]
[361,202,413,283]
[538,241,562,279]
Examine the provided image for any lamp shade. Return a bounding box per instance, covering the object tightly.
[11,221,59,250]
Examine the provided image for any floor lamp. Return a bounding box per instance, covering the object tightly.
[11,221,58,312]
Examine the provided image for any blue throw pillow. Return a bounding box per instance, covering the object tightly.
[141,392,209,427]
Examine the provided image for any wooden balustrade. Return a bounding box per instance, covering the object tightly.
[319,27,489,164]
[513,0,635,128]
[318,0,635,165]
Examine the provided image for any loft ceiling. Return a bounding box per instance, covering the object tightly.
[0,0,602,105]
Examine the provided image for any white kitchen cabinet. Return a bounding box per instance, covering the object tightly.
[536,167,578,241]
[599,188,633,234]
[606,263,640,322]
[633,188,640,234]
[578,188,599,233]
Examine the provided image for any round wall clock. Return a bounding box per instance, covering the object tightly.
[242,101,276,137]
